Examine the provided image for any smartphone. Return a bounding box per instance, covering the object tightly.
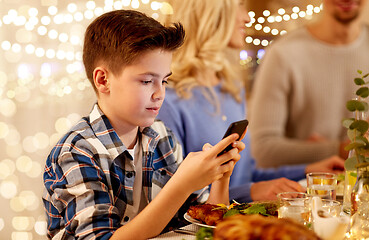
[218,119,249,156]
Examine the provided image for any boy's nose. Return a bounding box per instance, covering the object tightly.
[152,85,165,101]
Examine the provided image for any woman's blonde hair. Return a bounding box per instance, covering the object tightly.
[165,0,244,105]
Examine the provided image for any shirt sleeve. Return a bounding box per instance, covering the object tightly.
[229,182,253,203]
[230,164,306,203]
[251,164,307,182]
[44,151,120,239]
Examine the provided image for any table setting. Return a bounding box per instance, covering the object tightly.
[150,171,369,240]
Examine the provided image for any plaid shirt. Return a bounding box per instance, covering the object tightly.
[43,104,208,239]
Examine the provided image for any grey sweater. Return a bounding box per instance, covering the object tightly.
[249,25,369,168]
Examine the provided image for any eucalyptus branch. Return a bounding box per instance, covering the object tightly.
[343,70,369,170]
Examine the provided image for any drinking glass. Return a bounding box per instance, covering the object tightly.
[277,192,310,226]
[306,172,337,200]
[311,197,347,239]
[319,199,342,217]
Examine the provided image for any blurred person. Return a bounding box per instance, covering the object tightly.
[158,0,345,203]
[42,10,245,240]
[250,0,369,168]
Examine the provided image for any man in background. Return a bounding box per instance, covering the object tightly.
[250,0,369,167]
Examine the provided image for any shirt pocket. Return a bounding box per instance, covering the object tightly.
[151,162,178,199]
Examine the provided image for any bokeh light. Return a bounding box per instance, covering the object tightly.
[12,216,35,231]
[0,1,172,235]
[34,220,47,236]
[0,181,18,199]
[0,218,4,231]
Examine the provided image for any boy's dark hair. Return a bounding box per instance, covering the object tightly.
[83,10,185,93]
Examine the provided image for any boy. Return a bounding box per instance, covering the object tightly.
[43,10,244,240]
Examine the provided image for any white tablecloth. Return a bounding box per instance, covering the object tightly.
[149,224,200,240]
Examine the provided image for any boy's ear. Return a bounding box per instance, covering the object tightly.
[93,67,110,94]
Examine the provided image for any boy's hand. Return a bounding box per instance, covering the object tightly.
[202,139,244,179]
[173,134,244,193]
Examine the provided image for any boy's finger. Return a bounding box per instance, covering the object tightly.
[214,148,239,165]
[218,160,235,173]
[202,143,213,151]
[207,133,239,156]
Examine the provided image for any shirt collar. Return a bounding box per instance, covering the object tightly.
[89,103,159,159]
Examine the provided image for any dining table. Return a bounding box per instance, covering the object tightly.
[149,224,200,240]
[149,194,350,240]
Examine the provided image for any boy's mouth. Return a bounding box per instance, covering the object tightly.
[146,107,160,114]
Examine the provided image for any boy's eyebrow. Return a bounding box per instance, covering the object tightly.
[139,72,172,78]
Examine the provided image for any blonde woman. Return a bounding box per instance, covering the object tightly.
[158,0,345,202]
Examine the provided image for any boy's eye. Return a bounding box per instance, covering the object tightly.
[162,79,169,85]
[141,80,152,84]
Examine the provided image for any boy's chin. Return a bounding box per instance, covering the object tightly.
[138,119,155,128]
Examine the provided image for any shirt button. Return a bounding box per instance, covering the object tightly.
[126,172,133,178]
[160,170,166,176]
[124,216,129,222]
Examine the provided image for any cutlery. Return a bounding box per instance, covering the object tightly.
[173,229,196,236]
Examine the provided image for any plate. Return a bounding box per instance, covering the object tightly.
[183,212,216,229]
[298,178,343,196]
[298,178,307,188]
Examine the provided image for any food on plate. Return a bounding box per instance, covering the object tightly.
[187,201,278,226]
[224,201,278,217]
[196,227,214,240]
[213,214,321,240]
[187,203,227,226]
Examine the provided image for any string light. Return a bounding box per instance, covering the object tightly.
[0,0,167,69]
[246,3,322,47]
[0,1,171,239]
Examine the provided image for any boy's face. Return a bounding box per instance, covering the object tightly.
[104,49,172,130]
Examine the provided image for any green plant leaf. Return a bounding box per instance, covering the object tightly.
[349,120,369,134]
[240,204,268,216]
[347,129,361,141]
[364,102,369,111]
[356,87,369,98]
[345,156,358,171]
[354,78,365,85]
[343,71,369,166]
[342,118,355,128]
[346,100,368,112]
[345,142,366,151]
[224,208,240,217]
[356,136,369,146]
[196,227,214,240]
